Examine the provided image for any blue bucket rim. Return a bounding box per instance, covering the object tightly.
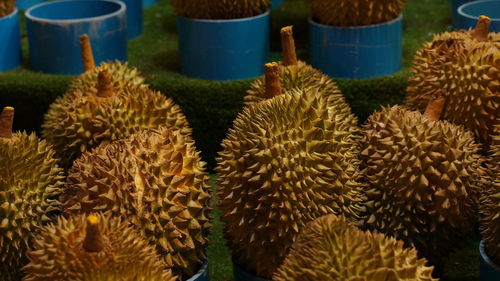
[0,7,18,22]
[309,13,403,30]
[458,0,500,21]
[480,240,500,271]
[25,0,126,24]
[177,9,270,23]
[186,261,208,281]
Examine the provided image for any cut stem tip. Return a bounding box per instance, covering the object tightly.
[473,15,491,42]
[0,107,14,139]
[280,26,298,66]
[80,34,96,72]
[96,68,114,98]
[265,62,282,99]
[83,215,105,252]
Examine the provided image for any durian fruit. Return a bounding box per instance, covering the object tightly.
[274,215,437,281]
[0,0,15,17]
[359,95,488,264]
[244,27,355,131]
[69,34,146,92]
[216,67,364,278]
[23,213,176,281]
[480,132,500,265]
[62,126,210,279]
[308,0,405,27]
[42,66,192,168]
[171,0,270,20]
[405,16,500,148]
[0,107,64,281]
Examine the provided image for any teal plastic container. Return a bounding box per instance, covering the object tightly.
[118,0,143,39]
[176,11,270,81]
[452,0,475,29]
[233,263,271,281]
[16,0,44,10]
[458,0,500,31]
[480,241,500,281]
[309,15,403,79]
[0,8,21,71]
[188,262,209,281]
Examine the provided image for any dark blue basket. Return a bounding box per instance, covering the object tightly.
[452,0,475,29]
[25,0,128,75]
[309,15,403,79]
[458,0,500,31]
[118,0,143,39]
[0,8,21,71]
[17,0,44,10]
[176,11,270,81]
[480,241,500,281]
[188,262,209,281]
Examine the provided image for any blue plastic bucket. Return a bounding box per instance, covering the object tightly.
[233,263,271,281]
[271,0,283,9]
[309,15,403,79]
[118,0,143,39]
[0,8,21,71]
[176,11,270,81]
[458,0,500,31]
[17,0,44,10]
[452,0,475,29]
[187,262,209,281]
[480,241,500,281]
[26,0,127,75]
[142,0,156,8]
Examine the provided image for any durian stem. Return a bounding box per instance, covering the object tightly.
[265,62,282,99]
[472,15,491,42]
[423,92,446,121]
[96,68,114,98]
[80,34,96,72]
[0,107,14,139]
[281,26,298,66]
[83,215,104,252]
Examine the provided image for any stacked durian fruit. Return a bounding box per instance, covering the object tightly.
[1,34,211,281]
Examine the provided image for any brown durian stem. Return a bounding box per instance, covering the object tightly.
[96,68,114,98]
[265,62,282,99]
[423,92,446,121]
[280,26,298,66]
[0,107,14,139]
[472,15,491,42]
[83,216,104,252]
[80,34,96,72]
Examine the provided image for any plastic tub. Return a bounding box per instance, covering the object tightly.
[480,240,500,281]
[309,15,403,79]
[25,0,127,75]
[452,0,475,29]
[0,8,21,71]
[176,11,270,81]
[458,0,500,31]
[187,262,209,281]
[118,0,143,39]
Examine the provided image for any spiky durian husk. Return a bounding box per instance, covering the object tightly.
[405,32,500,148]
[480,131,500,265]
[62,127,210,279]
[171,0,270,20]
[0,0,15,17]
[68,61,146,92]
[244,62,355,126]
[216,87,364,278]
[274,215,437,281]
[23,213,176,281]
[0,132,64,281]
[360,105,487,263]
[309,0,405,27]
[42,85,192,169]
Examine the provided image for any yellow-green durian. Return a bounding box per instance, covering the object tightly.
[405,17,500,148]
[274,214,437,281]
[244,27,353,126]
[0,107,64,281]
[480,132,500,265]
[359,101,487,263]
[23,213,176,281]
[62,126,210,279]
[171,0,270,20]
[309,0,405,27]
[216,70,364,278]
[42,68,192,169]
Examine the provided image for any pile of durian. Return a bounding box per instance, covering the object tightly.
[0,35,210,281]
